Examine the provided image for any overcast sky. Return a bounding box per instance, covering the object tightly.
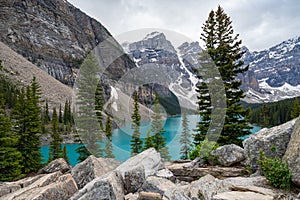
[68,0,300,51]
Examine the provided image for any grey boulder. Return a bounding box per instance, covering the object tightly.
[210,144,245,166]
[71,155,121,189]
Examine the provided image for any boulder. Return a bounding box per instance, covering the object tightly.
[38,158,71,174]
[0,183,21,197]
[193,174,229,200]
[138,191,162,200]
[1,172,78,200]
[116,148,164,178]
[243,119,296,169]
[283,117,300,187]
[71,155,121,189]
[140,176,176,196]
[189,175,288,200]
[183,157,205,168]
[9,174,77,200]
[222,176,268,187]
[70,171,124,200]
[163,183,191,200]
[212,191,273,200]
[210,144,245,166]
[155,168,176,182]
[167,162,247,182]
[124,165,145,194]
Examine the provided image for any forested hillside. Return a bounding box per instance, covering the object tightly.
[247,97,300,127]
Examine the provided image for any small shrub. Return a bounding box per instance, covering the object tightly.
[189,139,219,163]
[258,151,292,190]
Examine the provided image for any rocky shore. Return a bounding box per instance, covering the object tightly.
[1,117,300,200]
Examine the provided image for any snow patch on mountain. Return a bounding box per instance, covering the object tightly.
[110,86,119,111]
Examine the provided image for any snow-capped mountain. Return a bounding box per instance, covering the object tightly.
[123,32,300,105]
[122,32,199,110]
[242,37,300,103]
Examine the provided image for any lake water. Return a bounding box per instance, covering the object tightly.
[40,115,261,166]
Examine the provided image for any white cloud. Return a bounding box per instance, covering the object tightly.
[68,0,300,51]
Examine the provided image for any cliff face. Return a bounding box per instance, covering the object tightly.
[0,0,131,85]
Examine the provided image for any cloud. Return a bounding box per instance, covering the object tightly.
[68,0,300,50]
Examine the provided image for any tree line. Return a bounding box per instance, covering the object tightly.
[0,74,42,180]
[248,97,300,127]
[0,62,75,181]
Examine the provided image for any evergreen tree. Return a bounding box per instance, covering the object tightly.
[63,100,69,125]
[260,104,270,127]
[95,84,104,130]
[63,99,73,133]
[75,52,103,159]
[291,98,300,118]
[43,100,50,125]
[249,98,298,127]
[130,92,143,155]
[62,144,69,163]
[0,96,23,181]
[75,131,90,163]
[143,130,155,150]
[104,116,115,158]
[194,6,251,146]
[48,107,63,162]
[151,96,170,160]
[59,104,63,123]
[13,78,43,173]
[63,99,73,125]
[180,112,192,160]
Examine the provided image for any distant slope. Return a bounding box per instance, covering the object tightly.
[0,41,73,108]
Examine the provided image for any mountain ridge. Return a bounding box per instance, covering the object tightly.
[123,32,300,104]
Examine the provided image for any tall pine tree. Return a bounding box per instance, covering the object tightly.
[43,100,50,125]
[48,107,63,162]
[143,130,155,150]
[62,144,69,163]
[194,6,251,146]
[130,92,143,155]
[59,104,63,123]
[179,112,192,160]
[291,98,300,119]
[104,115,114,158]
[13,78,43,173]
[151,96,170,160]
[75,52,103,160]
[0,95,23,181]
[95,83,104,130]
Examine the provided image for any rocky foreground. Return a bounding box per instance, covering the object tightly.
[1,118,300,200]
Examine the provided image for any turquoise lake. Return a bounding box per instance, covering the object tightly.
[40,115,261,166]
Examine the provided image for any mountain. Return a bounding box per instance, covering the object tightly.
[0,0,135,85]
[0,41,72,108]
[124,32,300,104]
[242,37,300,103]
[123,32,199,111]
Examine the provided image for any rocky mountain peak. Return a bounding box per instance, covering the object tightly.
[122,33,201,110]
[128,32,176,54]
[242,36,300,103]
[143,31,165,40]
[0,0,136,86]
